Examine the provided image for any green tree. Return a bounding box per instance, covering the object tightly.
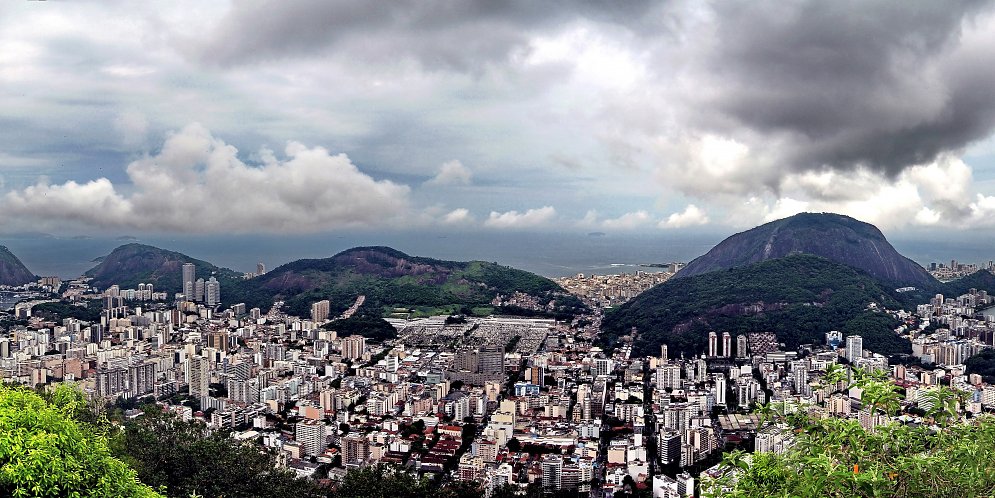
[328,464,429,498]
[0,383,162,497]
[111,406,320,498]
[705,406,995,497]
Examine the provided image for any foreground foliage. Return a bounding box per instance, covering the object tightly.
[0,383,162,498]
[111,406,321,498]
[707,368,995,497]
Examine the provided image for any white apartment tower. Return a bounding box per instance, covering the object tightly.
[204,277,220,307]
[846,335,863,361]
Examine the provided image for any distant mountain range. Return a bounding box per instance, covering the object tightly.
[676,212,936,287]
[0,245,36,286]
[84,244,586,319]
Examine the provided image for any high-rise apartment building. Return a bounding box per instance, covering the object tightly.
[714,374,727,405]
[96,367,127,397]
[542,454,563,491]
[311,300,330,323]
[708,331,718,357]
[188,355,211,397]
[128,361,157,398]
[737,334,749,358]
[343,433,370,467]
[182,263,196,300]
[721,331,732,358]
[846,335,863,361]
[194,278,205,302]
[341,335,366,360]
[477,344,505,374]
[296,419,328,457]
[204,277,220,307]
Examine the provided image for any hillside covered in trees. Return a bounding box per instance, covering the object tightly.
[86,243,242,293]
[602,255,911,358]
[225,246,587,319]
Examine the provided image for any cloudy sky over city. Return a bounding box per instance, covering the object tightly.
[4,1,995,235]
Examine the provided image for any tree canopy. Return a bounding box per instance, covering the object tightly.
[706,371,995,497]
[0,383,162,498]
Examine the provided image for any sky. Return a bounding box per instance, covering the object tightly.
[4,1,995,237]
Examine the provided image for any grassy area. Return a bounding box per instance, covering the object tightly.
[470,306,494,316]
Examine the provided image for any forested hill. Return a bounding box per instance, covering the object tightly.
[602,254,911,358]
[0,245,36,286]
[85,244,242,293]
[225,246,587,319]
[676,212,936,287]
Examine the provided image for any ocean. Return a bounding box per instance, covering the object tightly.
[1,229,992,281]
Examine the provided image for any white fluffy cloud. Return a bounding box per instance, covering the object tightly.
[425,160,472,186]
[1,124,411,233]
[660,205,710,229]
[441,207,474,225]
[728,155,995,230]
[484,206,556,229]
[580,210,653,230]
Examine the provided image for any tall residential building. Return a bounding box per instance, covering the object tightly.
[194,278,205,302]
[96,367,127,397]
[477,344,505,374]
[296,420,328,457]
[189,355,211,397]
[708,331,718,357]
[656,364,682,390]
[256,262,266,275]
[737,334,749,358]
[542,454,563,491]
[182,263,196,300]
[128,362,157,398]
[207,331,228,351]
[846,335,863,361]
[343,433,370,467]
[714,373,727,406]
[311,300,331,323]
[593,357,613,377]
[204,277,220,307]
[341,335,366,360]
[721,332,732,358]
[661,344,668,361]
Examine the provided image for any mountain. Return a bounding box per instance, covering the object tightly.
[85,244,241,293]
[602,254,912,358]
[676,212,935,287]
[0,245,36,286]
[226,246,586,319]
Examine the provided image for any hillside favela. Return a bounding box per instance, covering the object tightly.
[7,2,995,498]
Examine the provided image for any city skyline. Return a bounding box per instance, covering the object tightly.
[3,2,995,236]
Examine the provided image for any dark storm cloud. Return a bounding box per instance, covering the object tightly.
[690,0,995,178]
[196,0,659,69]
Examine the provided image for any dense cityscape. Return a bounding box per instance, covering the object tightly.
[8,2,995,497]
[5,251,995,497]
